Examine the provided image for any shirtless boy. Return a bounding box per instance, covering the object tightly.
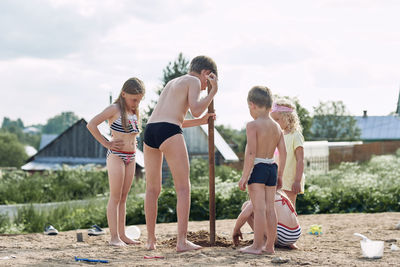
[238,86,286,254]
[144,56,218,252]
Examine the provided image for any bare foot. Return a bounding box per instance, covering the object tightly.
[239,244,263,255]
[120,235,141,245]
[146,237,157,250]
[109,238,127,247]
[289,243,299,249]
[176,240,202,252]
[262,247,275,254]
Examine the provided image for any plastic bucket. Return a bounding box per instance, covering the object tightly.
[360,240,384,259]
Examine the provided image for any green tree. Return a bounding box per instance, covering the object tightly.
[144,52,189,120]
[310,101,361,141]
[1,117,41,149]
[0,132,28,167]
[215,125,246,154]
[139,53,189,149]
[42,112,79,134]
[1,117,24,129]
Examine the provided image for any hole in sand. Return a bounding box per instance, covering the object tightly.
[161,230,239,248]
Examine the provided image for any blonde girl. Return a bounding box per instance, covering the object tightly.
[87,77,145,246]
[270,98,305,208]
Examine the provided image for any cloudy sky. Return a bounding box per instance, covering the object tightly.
[1,0,399,130]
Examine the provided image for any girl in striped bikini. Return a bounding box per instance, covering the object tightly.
[87,77,145,246]
[233,190,301,249]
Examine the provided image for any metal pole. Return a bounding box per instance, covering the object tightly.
[207,81,216,245]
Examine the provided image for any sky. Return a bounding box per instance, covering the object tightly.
[1,0,399,130]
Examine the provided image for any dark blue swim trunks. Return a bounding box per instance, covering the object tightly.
[248,163,278,186]
[144,122,183,149]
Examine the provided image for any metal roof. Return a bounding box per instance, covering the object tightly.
[39,134,57,149]
[200,125,239,162]
[355,115,400,141]
[24,119,144,171]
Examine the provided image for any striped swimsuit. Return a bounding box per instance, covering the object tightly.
[107,114,139,164]
[276,195,302,246]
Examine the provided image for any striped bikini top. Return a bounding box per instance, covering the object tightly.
[110,114,139,133]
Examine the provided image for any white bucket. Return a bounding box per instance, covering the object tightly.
[354,233,384,259]
[125,225,141,240]
[360,240,384,259]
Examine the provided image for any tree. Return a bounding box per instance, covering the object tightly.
[139,53,189,149]
[42,112,79,134]
[144,53,189,120]
[310,101,361,141]
[1,117,24,129]
[0,132,28,167]
[215,125,246,154]
[1,117,41,149]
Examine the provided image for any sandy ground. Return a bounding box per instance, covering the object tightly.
[1,212,399,266]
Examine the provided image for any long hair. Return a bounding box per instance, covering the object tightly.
[113,77,145,132]
[273,98,302,134]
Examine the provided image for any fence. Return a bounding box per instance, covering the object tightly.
[329,141,400,166]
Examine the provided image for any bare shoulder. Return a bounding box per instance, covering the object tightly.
[104,104,120,120]
[181,74,200,88]
[246,120,257,131]
[107,104,120,114]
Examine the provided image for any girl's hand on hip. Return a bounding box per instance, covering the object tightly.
[107,139,124,150]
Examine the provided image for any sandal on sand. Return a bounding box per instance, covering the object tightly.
[43,224,58,235]
[88,225,105,236]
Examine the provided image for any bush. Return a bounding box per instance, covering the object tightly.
[0,167,109,204]
[3,153,399,234]
[297,154,400,214]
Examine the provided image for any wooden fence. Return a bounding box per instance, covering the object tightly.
[329,141,400,166]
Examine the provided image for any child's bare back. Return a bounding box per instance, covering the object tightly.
[251,117,282,159]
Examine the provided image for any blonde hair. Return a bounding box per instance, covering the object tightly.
[273,98,302,133]
[114,77,145,132]
[247,86,273,109]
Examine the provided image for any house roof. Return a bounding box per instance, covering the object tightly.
[200,125,239,162]
[22,119,144,170]
[39,134,57,149]
[355,115,400,141]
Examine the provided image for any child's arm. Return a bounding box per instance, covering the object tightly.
[292,146,304,193]
[87,105,123,150]
[276,132,287,189]
[232,202,253,246]
[187,73,218,117]
[182,113,215,128]
[238,122,256,191]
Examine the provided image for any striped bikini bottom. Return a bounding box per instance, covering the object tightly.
[276,223,301,246]
[107,149,136,165]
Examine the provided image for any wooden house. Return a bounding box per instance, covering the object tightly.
[21,119,144,177]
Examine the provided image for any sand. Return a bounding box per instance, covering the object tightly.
[1,212,399,266]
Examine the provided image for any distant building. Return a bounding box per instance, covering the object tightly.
[21,119,144,176]
[22,126,41,135]
[355,112,400,142]
[24,145,37,157]
[160,123,239,179]
[22,118,238,180]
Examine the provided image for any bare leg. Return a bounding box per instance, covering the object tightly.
[240,184,266,255]
[283,190,297,209]
[161,134,201,252]
[263,186,277,254]
[106,154,126,247]
[244,203,267,243]
[144,144,163,250]
[118,160,140,245]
